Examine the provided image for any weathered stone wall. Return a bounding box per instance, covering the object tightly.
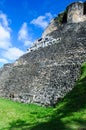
[42,19,58,38]
[0,21,86,106]
[67,2,86,23]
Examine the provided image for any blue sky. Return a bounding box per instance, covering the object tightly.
[0,0,85,67]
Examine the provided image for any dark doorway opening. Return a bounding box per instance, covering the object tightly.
[84,2,86,15]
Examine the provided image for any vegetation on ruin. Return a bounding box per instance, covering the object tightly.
[54,10,67,25]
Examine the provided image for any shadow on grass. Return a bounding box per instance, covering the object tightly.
[57,77,86,117]
[7,119,67,130]
[30,119,86,130]
[8,119,30,130]
[6,77,86,130]
[30,120,66,130]
[73,119,86,130]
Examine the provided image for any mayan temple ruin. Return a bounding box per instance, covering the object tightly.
[0,1,86,106]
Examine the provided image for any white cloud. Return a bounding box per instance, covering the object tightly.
[30,13,53,29]
[0,12,12,50]
[0,58,8,63]
[0,11,9,27]
[45,13,53,21]
[0,24,11,49]
[0,12,25,66]
[18,22,33,46]
[24,40,32,46]
[18,22,28,41]
[3,47,24,61]
[0,24,10,39]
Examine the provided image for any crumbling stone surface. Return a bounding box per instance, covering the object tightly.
[0,21,86,106]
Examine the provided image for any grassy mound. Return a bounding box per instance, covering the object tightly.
[0,63,86,130]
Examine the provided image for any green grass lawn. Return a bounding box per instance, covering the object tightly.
[0,63,86,130]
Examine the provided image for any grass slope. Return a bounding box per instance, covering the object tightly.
[0,63,86,130]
